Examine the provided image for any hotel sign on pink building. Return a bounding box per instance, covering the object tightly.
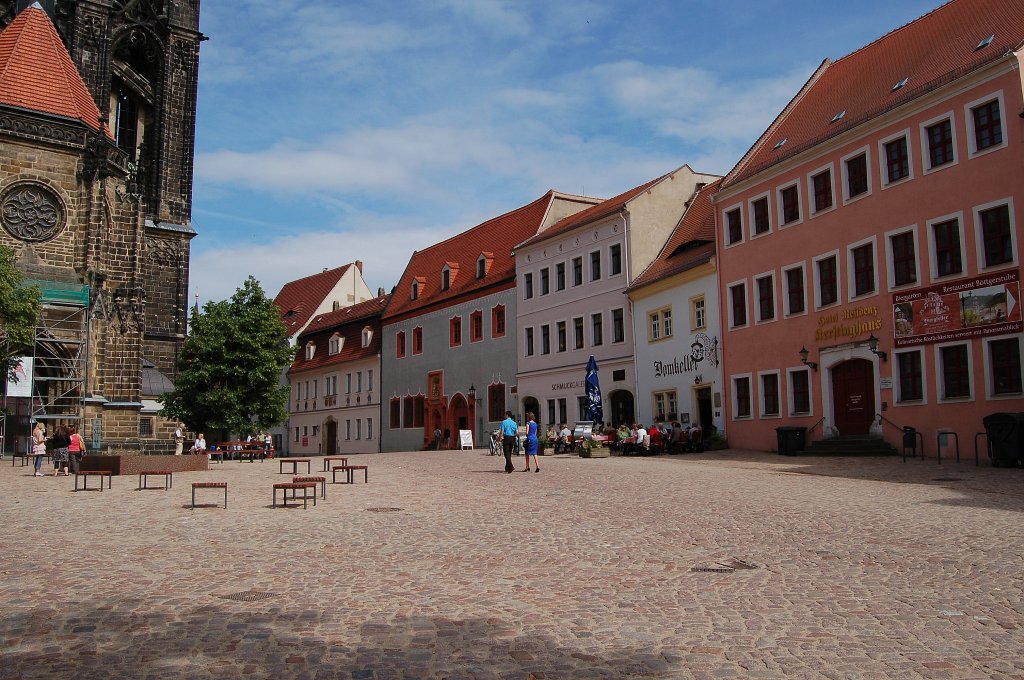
[713,0,1024,454]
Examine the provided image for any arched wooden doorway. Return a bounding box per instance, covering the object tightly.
[448,394,470,447]
[522,396,540,429]
[830,359,875,435]
[324,419,337,455]
[609,389,634,427]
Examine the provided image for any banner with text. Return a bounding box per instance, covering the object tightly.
[892,271,1020,347]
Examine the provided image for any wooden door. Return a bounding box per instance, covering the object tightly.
[831,359,875,435]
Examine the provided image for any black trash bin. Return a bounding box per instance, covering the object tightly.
[902,426,917,455]
[776,426,807,455]
[982,412,1024,467]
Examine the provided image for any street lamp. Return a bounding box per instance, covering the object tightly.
[798,346,818,371]
[866,334,888,362]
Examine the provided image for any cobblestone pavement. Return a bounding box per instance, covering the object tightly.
[1,449,1023,679]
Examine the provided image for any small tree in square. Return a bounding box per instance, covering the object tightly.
[0,245,41,383]
[161,276,293,436]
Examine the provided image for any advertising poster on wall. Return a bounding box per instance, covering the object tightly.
[892,271,1021,347]
[5,356,33,397]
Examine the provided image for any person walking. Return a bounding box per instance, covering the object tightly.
[31,423,47,476]
[521,412,540,473]
[499,410,517,473]
[67,424,87,474]
[50,425,70,476]
[433,427,442,450]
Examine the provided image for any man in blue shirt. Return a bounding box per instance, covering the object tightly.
[499,410,517,473]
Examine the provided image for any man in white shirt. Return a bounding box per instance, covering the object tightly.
[635,424,649,451]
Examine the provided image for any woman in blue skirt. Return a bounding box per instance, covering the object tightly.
[521,412,540,473]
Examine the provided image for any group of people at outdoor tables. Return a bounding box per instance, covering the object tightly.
[186,431,274,460]
[545,420,706,455]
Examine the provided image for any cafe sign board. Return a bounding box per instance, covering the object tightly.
[892,271,1020,347]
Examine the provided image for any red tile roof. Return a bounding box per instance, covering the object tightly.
[0,5,109,137]
[725,0,1024,187]
[273,263,354,336]
[516,173,669,250]
[289,295,390,374]
[628,180,720,292]
[383,192,590,322]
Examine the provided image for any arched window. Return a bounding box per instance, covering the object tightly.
[442,266,451,291]
[361,326,373,348]
[411,280,419,300]
[305,342,316,360]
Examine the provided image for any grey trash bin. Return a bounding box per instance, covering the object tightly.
[776,426,807,455]
[982,412,1024,467]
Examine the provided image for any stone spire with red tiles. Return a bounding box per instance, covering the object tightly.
[0,3,110,137]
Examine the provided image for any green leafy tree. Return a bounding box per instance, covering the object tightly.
[0,245,41,383]
[161,276,293,436]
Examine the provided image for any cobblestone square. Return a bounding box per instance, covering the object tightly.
[2,449,1023,679]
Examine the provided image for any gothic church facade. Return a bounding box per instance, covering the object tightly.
[0,0,201,451]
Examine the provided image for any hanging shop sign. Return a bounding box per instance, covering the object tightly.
[5,357,32,398]
[892,271,1020,347]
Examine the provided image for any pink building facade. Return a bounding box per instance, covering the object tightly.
[714,0,1024,454]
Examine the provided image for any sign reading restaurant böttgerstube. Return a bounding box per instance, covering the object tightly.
[892,271,1021,347]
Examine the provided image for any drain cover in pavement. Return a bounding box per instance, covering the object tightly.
[219,591,278,602]
[366,507,404,512]
[932,478,962,482]
[691,564,735,573]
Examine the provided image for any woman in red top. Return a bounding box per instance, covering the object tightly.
[67,424,87,475]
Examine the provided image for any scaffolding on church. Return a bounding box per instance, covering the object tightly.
[1,280,91,454]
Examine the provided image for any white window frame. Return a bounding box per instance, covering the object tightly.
[964,90,1007,158]
[747,192,772,239]
[919,110,958,175]
[361,327,372,348]
[572,315,585,350]
[884,225,920,291]
[754,270,777,324]
[925,211,967,283]
[589,250,602,282]
[847,236,879,301]
[647,306,673,342]
[608,243,623,277]
[806,162,836,217]
[730,373,754,420]
[812,250,841,310]
[776,180,803,229]
[524,326,535,357]
[611,307,625,344]
[840,145,872,205]
[982,333,1024,400]
[304,342,315,360]
[555,261,566,291]
[722,201,745,248]
[690,295,706,330]
[591,311,604,347]
[556,319,568,353]
[523,271,534,300]
[878,128,914,188]
[785,366,813,416]
[758,369,783,419]
[329,333,341,355]
[972,197,1018,272]
[727,279,749,329]
[540,266,550,296]
[893,347,928,406]
[782,262,807,318]
[934,340,975,403]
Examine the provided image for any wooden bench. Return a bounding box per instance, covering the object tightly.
[322,456,348,472]
[293,475,326,499]
[75,470,112,491]
[192,481,228,509]
[139,470,173,490]
[331,464,368,484]
[279,458,311,475]
[273,482,317,508]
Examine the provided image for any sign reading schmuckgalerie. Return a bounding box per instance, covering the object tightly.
[892,270,1021,347]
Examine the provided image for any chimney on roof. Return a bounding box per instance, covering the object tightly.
[377,287,385,297]
[355,260,363,273]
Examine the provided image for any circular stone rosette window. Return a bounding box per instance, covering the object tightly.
[1,182,67,243]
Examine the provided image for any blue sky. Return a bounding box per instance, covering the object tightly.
[191,0,944,305]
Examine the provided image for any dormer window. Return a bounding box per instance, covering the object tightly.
[305,342,316,360]
[361,326,373,348]
[329,333,343,355]
[477,252,493,279]
[411,280,419,300]
[442,266,451,291]
[332,301,340,311]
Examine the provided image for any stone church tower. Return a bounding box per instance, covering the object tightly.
[0,1,201,451]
